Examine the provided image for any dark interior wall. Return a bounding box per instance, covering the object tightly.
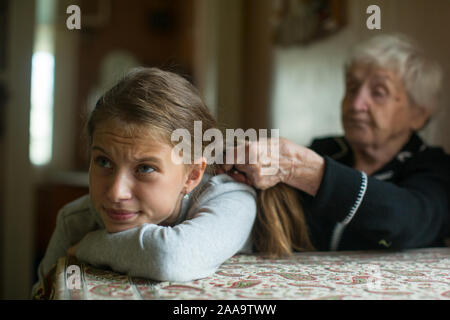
[2,0,35,299]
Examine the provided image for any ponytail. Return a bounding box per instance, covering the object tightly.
[252,183,315,258]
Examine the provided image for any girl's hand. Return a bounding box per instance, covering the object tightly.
[67,243,79,257]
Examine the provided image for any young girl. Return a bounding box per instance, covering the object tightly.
[32,67,313,298]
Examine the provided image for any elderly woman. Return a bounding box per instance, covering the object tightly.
[223,34,450,251]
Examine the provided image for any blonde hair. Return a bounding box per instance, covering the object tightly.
[254,184,315,258]
[87,67,315,258]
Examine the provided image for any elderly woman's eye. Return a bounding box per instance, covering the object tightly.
[137,165,155,174]
[95,156,113,169]
[372,86,388,98]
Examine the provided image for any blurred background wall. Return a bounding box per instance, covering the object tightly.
[1,0,449,299]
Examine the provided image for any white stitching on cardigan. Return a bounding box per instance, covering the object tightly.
[330,172,368,250]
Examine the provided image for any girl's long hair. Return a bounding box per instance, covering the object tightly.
[87,67,315,258]
[254,185,315,258]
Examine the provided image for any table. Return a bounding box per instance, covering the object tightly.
[49,248,450,300]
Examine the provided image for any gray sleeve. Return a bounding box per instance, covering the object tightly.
[76,189,257,282]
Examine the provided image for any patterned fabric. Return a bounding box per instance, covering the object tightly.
[51,248,450,300]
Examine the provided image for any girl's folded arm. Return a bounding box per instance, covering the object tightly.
[76,190,257,281]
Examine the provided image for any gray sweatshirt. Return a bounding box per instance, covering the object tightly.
[32,173,257,296]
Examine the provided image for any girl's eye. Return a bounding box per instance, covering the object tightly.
[95,156,113,169]
[137,165,155,174]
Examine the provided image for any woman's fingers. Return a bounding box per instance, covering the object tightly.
[215,167,225,174]
[220,138,283,189]
[221,163,234,172]
[228,170,248,184]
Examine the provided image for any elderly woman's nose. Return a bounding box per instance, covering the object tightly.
[350,86,370,112]
[106,172,133,202]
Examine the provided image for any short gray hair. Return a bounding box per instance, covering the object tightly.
[346,33,443,114]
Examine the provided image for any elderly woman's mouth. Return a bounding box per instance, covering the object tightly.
[345,117,371,127]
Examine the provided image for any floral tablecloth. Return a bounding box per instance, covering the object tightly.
[53,248,450,300]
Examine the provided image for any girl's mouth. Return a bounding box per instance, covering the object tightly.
[104,207,140,221]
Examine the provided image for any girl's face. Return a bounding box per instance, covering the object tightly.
[89,118,203,233]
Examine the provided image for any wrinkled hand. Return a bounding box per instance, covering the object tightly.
[219,137,325,195]
[219,137,292,190]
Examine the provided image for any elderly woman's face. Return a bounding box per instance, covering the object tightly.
[341,63,428,149]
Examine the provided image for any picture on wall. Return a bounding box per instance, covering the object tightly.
[273,0,346,46]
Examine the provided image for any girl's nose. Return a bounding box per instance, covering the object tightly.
[106,172,133,203]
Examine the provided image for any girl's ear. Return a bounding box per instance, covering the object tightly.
[184,157,207,193]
